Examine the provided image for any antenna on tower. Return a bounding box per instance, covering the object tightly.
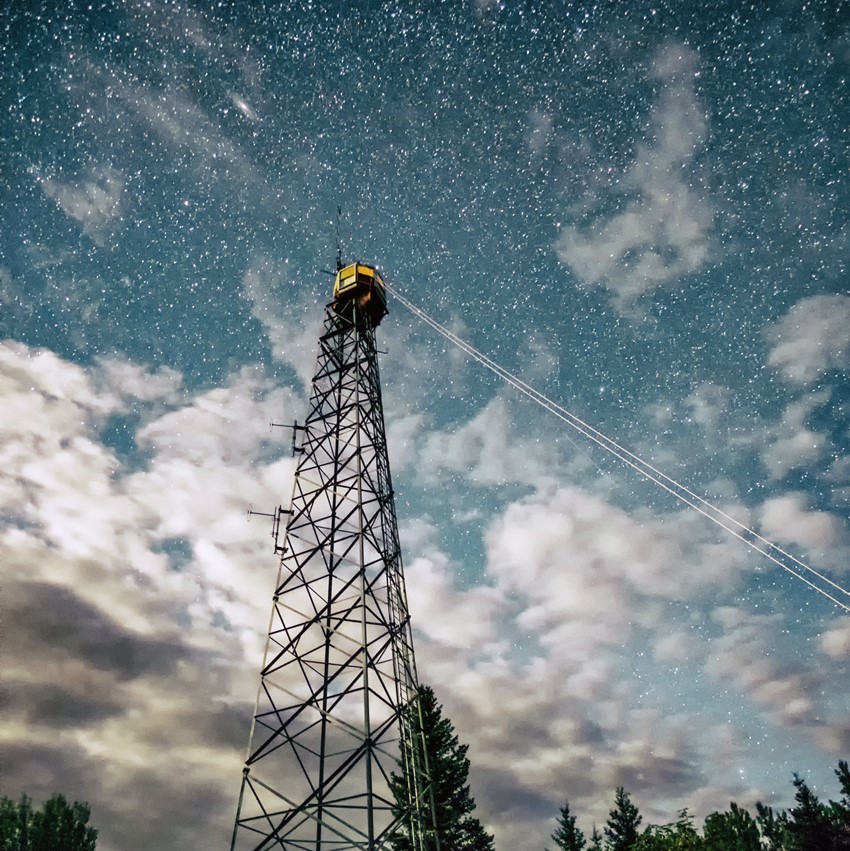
[335,204,343,270]
[321,207,346,276]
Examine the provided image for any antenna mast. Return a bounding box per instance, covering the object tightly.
[335,205,343,270]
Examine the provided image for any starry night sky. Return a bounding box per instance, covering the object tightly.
[2,2,850,849]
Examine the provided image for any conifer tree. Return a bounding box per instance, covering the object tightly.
[837,761,850,805]
[548,800,586,851]
[588,826,603,851]
[832,761,850,851]
[604,787,642,851]
[787,773,833,851]
[389,685,494,851]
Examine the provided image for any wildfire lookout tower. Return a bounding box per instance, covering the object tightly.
[230,263,437,850]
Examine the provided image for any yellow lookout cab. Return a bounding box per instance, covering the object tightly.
[332,262,388,327]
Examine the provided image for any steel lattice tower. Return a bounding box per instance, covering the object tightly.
[230,264,437,851]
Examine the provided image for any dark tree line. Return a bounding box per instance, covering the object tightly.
[549,759,850,851]
[0,794,97,851]
[3,690,846,851]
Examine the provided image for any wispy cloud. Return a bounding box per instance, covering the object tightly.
[240,254,323,392]
[554,44,712,310]
[760,392,830,480]
[767,294,850,385]
[33,164,125,245]
[705,607,818,726]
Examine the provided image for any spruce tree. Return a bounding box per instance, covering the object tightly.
[837,761,850,805]
[787,773,833,851]
[549,800,586,851]
[604,787,642,851]
[588,826,603,851]
[389,685,494,851]
[832,761,850,851]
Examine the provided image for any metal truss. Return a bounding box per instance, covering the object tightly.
[230,303,437,851]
